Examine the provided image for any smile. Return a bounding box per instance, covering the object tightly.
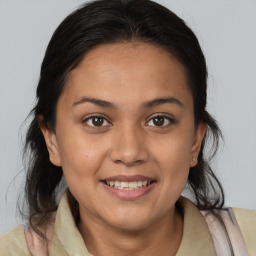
[100,175,157,200]
[103,180,155,190]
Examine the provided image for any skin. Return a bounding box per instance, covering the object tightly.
[41,42,206,256]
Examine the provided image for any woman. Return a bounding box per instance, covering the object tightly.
[1,0,255,255]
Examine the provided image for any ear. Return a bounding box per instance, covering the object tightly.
[38,116,62,167]
[190,122,207,167]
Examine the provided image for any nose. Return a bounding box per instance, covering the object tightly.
[109,125,149,167]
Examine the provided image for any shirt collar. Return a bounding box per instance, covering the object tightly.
[51,192,215,255]
[51,191,91,255]
[176,197,216,256]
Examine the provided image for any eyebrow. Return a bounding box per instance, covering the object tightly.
[142,97,183,108]
[72,96,183,109]
[72,97,116,108]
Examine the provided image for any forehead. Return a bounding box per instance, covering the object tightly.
[61,42,192,108]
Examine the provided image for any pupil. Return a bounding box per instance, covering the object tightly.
[92,117,103,126]
[153,117,164,126]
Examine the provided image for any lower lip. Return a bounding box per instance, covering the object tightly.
[101,182,156,200]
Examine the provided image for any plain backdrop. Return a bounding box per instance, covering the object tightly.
[0,0,256,233]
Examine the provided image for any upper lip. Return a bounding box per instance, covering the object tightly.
[101,175,156,182]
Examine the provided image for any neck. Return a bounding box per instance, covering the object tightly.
[78,207,183,256]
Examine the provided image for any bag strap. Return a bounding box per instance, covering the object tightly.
[203,208,250,256]
[24,223,54,256]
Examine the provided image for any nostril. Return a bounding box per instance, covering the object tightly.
[108,140,150,166]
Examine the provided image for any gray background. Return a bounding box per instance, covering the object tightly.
[1,0,255,233]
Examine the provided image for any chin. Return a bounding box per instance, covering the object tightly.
[111,220,150,231]
[104,210,154,231]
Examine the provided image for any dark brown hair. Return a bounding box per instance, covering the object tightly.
[23,0,224,237]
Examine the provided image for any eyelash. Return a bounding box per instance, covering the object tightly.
[82,115,111,128]
[146,115,175,127]
[82,114,175,128]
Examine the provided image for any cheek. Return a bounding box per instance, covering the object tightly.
[152,130,194,171]
[154,148,190,213]
[56,128,107,185]
[150,127,194,190]
[158,148,190,193]
[57,137,106,208]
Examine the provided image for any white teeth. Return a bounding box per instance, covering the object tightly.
[142,181,147,186]
[121,181,128,188]
[104,180,153,190]
[129,181,138,188]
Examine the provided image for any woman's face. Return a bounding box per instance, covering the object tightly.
[42,43,206,231]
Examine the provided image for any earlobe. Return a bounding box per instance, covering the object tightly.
[38,116,62,167]
[190,122,207,167]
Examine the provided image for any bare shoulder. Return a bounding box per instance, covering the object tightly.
[0,225,31,256]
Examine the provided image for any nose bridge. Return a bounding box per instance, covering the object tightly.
[109,121,149,166]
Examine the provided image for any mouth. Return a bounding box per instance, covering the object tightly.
[101,180,156,190]
[100,175,157,200]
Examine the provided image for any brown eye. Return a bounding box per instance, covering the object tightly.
[83,116,110,127]
[146,115,174,127]
[153,117,164,126]
[92,117,104,126]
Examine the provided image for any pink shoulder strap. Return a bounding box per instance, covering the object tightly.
[24,223,54,256]
[203,208,250,256]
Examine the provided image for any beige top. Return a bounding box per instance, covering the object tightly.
[1,192,255,256]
